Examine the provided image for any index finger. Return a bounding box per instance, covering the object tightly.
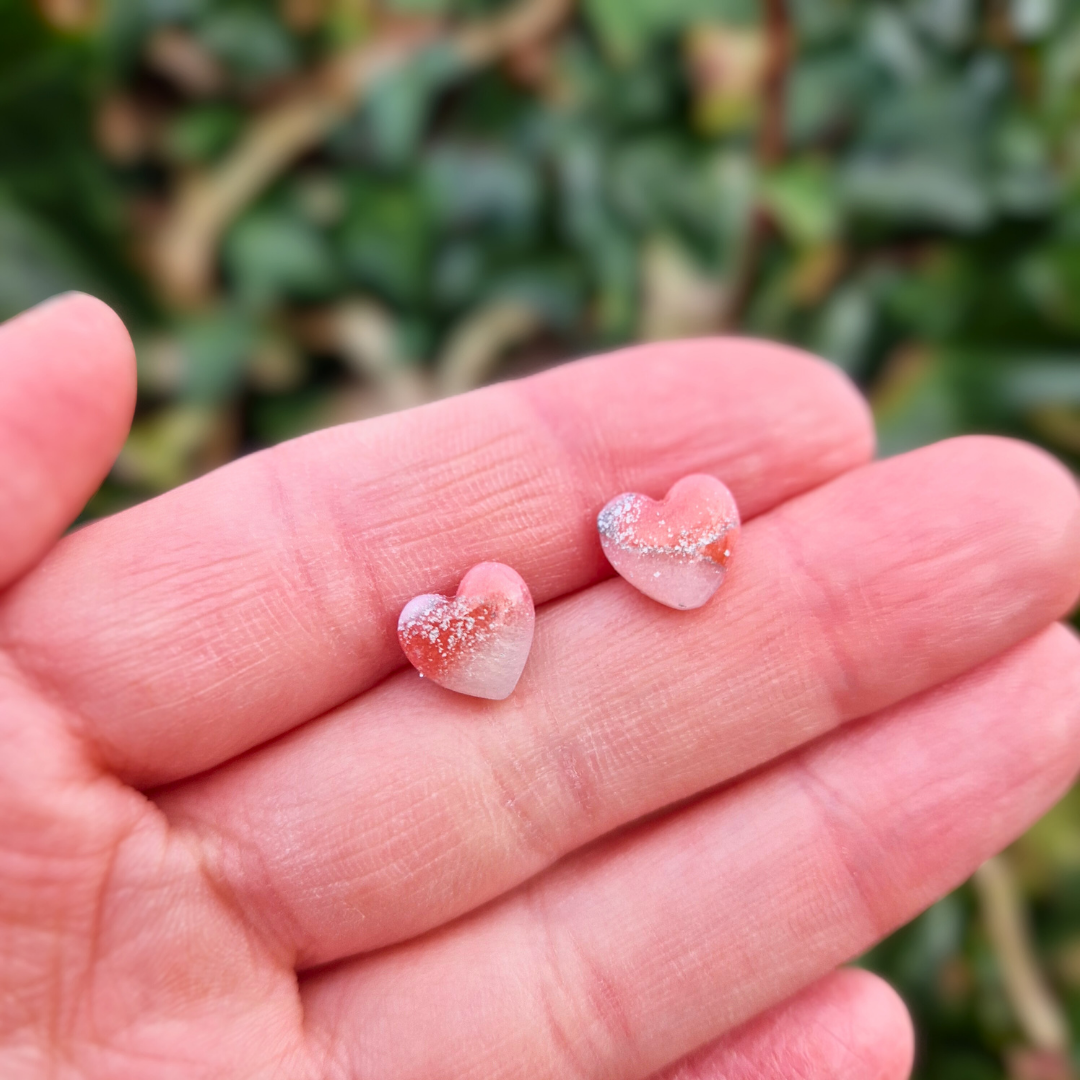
[0,339,873,785]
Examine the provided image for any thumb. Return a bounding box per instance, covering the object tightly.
[0,293,136,589]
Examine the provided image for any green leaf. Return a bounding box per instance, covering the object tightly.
[164,105,243,164]
[175,309,258,402]
[423,142,541,237]
[872,348,963,456]
[339,180,433,304]
[812,281,876,374]
[1001,359,1080,406]
[841,156,993,231]
[762,161,841,246]
[224,208,337,308]
[583,0,756,61]
[364,44,467,166]
[196,7,297,81]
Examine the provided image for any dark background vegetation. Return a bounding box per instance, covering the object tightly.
[4,0,1080,1074]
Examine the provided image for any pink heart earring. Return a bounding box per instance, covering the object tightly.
[597,474,740,610]
[398,562,535,700]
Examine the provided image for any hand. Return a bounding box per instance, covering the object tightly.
[3,293,1078,1080]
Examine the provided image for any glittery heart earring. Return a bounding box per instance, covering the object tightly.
[398,562,535,700]
[597,474,740,610]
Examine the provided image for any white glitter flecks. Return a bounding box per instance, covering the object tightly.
[597,491,735,564]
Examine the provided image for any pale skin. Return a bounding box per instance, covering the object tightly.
[3,293,1080,1080]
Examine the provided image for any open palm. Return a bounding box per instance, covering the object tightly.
[3,293,1080,1080]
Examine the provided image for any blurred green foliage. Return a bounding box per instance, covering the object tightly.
[3,0,1080,1074]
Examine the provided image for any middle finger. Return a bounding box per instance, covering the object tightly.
[158,436,1080,968]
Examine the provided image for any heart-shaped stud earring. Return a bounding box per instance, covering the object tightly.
[597,474,740,610]
[398,562,535,700]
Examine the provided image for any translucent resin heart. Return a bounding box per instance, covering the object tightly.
[597,474,740,610]
[398,562,535,700]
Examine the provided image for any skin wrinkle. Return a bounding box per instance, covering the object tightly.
[0,547,271,775]
[505,634,609,828]
[508,383,620,565]
[184,801,334,973]
[516,620,619,827]
[276,739,490,948]
[563,930,639,1075]
[0,647,113,783]
[305,999,356,1080]
[469,690,609,870]
[165,804,306,972]
[78,813,141,1052]
[551,738,602,818]
[514,373,622,503]
[263,453,325,607]
[522,847,683,1080]
[352,785,469,906]
[246,482,367,676]
[526,885,622,1080]
[518,594,693,819]
[787,755,889,946]
[766,511,867,720]
[472,730,564,867]
[653,972,908,1080]
[2,788,139,1066]
[810,1013,893,1079]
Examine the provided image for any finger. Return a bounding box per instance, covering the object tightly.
[0,294,135,589]
[652,969,913,1080]
[159,436,1080,966]
[300,624,1080,1080]
[0,339,872,785]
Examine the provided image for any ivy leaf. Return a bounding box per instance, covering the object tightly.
[762,161,841,246]
[224,208,337,308]
[174,309,259,403]
[195,7,297,83]
[841,155,993,231]
[365,44,467,166]
[583,0,756,62]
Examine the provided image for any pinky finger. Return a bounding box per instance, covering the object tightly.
[653,969,913,1080]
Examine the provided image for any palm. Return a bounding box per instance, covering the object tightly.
[3,295,1079,1080]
